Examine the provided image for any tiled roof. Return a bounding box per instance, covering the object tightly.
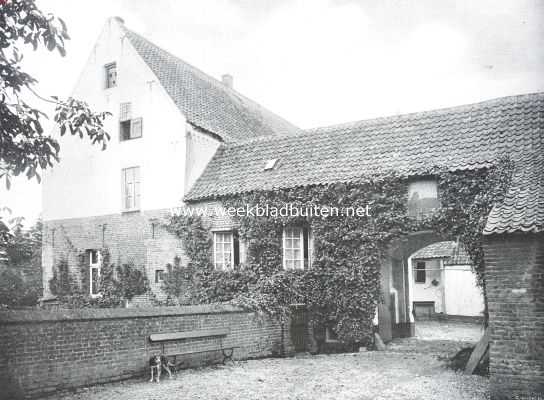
[411,241,472,265]
[484,150,544,234]
[185,93,544,203]
[123,28,302,143]
[412,241,457,259]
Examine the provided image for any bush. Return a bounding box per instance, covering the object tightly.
[0,268,41,308]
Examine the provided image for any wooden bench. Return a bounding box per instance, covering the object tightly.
[149,328,237,371]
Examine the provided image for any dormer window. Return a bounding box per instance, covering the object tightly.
[263,159,278,171]
[105,62,117,88]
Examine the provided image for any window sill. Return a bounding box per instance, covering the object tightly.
[120,137,143,142]
[121,209,141,215]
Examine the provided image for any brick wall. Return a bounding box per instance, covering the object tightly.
[0,305,288,399]
[41,208,185,302]
[484,232,544,399]
[41,201,242,302]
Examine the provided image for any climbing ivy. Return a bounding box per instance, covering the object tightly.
[49,249,149,308]
[165,173,412,346]
[164,159,513,345]
[427,157,514,324]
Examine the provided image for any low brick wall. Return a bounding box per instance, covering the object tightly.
[484,232,544,399]
[0,305,286,399]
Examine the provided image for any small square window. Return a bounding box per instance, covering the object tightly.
[325,326,339,343]
[263,159,278,171]
[105,63,117,89]
[155,270,164,284]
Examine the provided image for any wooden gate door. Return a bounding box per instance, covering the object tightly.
[290,305,306,352]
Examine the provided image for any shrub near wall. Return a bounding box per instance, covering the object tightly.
[0,305,284,399]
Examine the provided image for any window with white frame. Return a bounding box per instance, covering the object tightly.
[122,166,141,211]
[88,249,101,297]
[282,227,311,270]
[214,231,234,270]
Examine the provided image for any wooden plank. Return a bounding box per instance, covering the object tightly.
[465,328,489,375]
[166,347,237,357]
[149,328,229,342]
[377,303,392,342]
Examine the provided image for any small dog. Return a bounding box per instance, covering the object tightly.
[149,354,174,383]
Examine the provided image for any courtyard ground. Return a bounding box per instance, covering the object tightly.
[40,321,488,400]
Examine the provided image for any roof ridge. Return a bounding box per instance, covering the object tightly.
[306,91,544,133]
[222,91,544,149]
[121,26,301,141]
[124,28,235,97]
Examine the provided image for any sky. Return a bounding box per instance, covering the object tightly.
[1,0,544,225]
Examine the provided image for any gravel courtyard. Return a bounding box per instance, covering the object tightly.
[42,322,488,400]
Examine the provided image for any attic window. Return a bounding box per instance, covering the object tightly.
[105,62,117,88]
[263,159,278,171]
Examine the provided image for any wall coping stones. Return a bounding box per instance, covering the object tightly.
[0,304,246,324]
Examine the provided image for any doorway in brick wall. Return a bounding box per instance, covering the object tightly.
[290,304,307,352]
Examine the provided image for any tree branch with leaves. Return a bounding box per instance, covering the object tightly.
[0,0,111,188]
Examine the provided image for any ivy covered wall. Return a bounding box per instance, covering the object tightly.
[163,160,513,348]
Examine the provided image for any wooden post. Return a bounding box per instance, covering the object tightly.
[465,328,489,375]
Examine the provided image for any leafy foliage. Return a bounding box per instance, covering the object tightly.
[429,158,514,287]
[165,174,413,346]
[427,158,514,324]
[0,267,41,307]
[0,0,111,188]
[49,249,149,308]
[164,161,513,344]
[0,212,42,308]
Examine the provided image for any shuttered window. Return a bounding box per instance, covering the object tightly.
[119,103,143,141]
[105,63,117,88]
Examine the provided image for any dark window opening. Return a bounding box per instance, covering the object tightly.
[120,118,143,141]
[415,261,426,283]
[155,270,164,284]
[303,227,310,269]
[233,230,240,268]
[325,326,339,342]
[120,120,131,140]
